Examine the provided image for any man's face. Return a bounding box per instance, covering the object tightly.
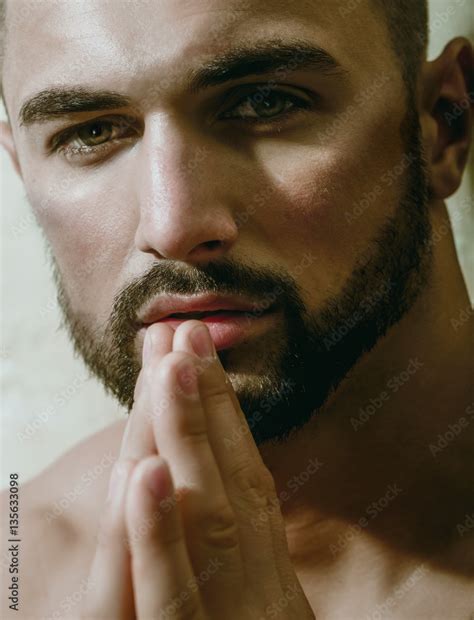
[3,0,432,444]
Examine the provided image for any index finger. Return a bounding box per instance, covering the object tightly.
[119,322,174,460]
[173,320,263,464]
[173,321,298,591]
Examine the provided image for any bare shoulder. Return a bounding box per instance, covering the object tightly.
[1,418,126,619]
[32,417,128,535]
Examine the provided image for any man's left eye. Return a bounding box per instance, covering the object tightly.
[219,89,312,123]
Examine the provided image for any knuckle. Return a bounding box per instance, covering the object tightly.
[174,416,208,443]
[230,462,276,509]
[203,390,232,413]
[196,502,239,550]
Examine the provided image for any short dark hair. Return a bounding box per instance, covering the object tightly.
[372,0,429,92]
[0,0,429,104]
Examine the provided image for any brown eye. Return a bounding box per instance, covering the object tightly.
[248,92,289,118]
[76,121,113,146]
[219,87,312,123]
[48,115,142,164]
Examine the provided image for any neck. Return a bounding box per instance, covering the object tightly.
[260,200,474,577]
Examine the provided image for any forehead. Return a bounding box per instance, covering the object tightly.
[4,0,394,118]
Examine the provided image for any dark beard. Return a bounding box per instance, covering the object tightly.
[52,108,432,447]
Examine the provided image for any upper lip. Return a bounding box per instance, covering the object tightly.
[138,293,275,325]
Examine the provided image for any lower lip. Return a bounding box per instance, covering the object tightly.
[153,310,278,351]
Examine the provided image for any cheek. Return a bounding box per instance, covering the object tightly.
[251,139,405,303]
[25,169,136,318]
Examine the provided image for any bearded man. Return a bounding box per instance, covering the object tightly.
[0,0,473,617]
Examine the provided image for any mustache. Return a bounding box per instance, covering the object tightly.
[106,257,303,338]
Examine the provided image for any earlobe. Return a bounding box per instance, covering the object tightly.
[420,37,473,200]
[0,120,22,178]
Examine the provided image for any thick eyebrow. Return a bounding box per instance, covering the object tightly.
[19,90,132,127]
[187,39,345,92]
[18,39,345,127]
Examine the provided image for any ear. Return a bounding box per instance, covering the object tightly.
[419,37,473,200]
[0,120,22,178]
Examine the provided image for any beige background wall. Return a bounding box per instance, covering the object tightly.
[1,0,473,488]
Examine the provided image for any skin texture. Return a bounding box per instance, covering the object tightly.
[0,0,473,617]
[76,320,316,618]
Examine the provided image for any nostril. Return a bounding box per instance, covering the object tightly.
[204,240,224,250]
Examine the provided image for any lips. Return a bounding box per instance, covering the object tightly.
[138,294,278,351]
[139,293,270,325]
[163,309,244,320]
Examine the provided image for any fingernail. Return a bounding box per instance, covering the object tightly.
[146,457,170,500]
[190,325,215,359]
[177,359,198,396]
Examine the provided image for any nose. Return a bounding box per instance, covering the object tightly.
[133,120,239,263]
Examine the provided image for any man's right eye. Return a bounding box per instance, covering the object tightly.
[74,120,114,146]
[48,116,140,162]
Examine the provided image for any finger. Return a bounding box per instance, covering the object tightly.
[119,322,174,460]
[174,321,295,592]
[147,348,244,608]
[126,454,206,620]
[81,459,137,619]
[173,320,261,462]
